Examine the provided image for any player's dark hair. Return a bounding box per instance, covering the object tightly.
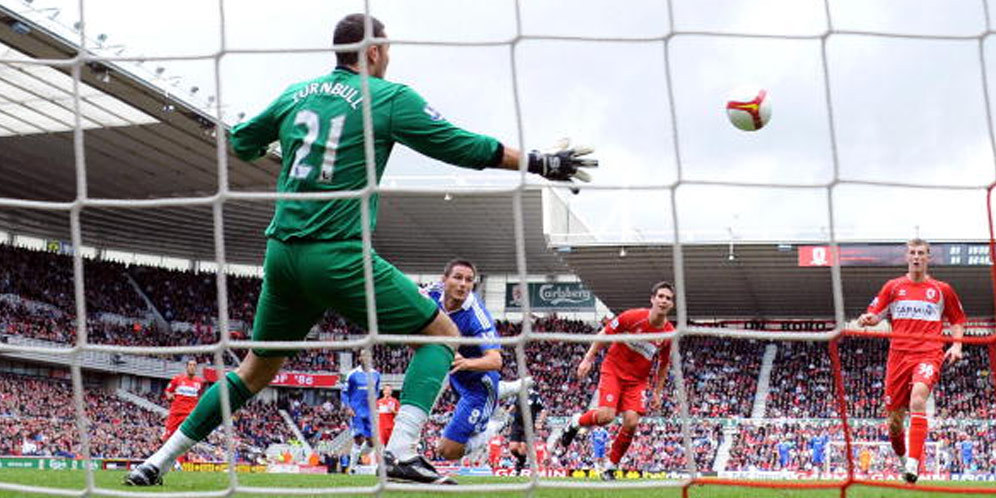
[444,259,477,278]
[907,238,930,253]
[334,14,386,66]
[651,280,674,296]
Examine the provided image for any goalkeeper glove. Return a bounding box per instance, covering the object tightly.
[527,138,598,183]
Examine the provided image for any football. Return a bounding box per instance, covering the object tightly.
[726,87,772,132]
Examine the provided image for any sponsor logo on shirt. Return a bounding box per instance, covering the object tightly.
[176,384,200,397]
[890,300,940,321]
[625,340,660,361]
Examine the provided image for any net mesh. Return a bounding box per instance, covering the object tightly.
[1,0,995,496]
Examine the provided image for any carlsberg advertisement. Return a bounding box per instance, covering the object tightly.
[505,282,595,311]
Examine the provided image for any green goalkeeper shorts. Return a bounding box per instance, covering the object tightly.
[250,238,439,357]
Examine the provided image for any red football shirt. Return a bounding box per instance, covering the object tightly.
[866,276,966,353]
[165,375,204,415]
[535,441,548,465]
[377,396,400,428]
[602,308,673,382]
[488,435,503,464]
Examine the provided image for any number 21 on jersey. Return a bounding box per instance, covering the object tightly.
[289,110,345,183]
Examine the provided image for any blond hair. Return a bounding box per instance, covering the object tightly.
[907,238,931,253]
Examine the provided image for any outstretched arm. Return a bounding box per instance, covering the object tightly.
[390,87,596,183]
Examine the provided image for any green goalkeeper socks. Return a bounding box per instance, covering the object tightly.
[399,343,453,413]
[179,371,254,441]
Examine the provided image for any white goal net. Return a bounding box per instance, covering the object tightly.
[0,0,994,496]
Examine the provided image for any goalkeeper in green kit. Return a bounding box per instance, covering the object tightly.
[126,13,595,486]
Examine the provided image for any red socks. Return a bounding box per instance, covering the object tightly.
[608,426,635,465]
[578,410,600,427]
[908,412,928,463]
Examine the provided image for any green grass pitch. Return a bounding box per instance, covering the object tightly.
[1,470,995,497]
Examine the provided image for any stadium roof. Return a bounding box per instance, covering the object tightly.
[0,4,568,275]
[1,5,993,320]
[557,244,995,319]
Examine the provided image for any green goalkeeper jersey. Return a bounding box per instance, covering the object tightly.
[230,67,501,242]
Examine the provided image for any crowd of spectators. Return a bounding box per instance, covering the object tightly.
[0,372,161,459]
[766,341,837,418]
[767,336,996,421]
[137,382,297,454]
[280,392,349,445]
[934,344,996,419]
[0,298,75,344]
[0,245,146,317]
[726,419,996,475]
[494,317,762,418]
[128,267,260,325]
[0,371,305,462]
[496,316,601,417]
[676,336,763,418]
[548,421,719,472]
[0,298,226,367]
[4,363,993,475]
[6,244,996,475]
[727,421,834,472]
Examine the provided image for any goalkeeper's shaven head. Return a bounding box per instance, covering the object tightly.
[334,14,386,67]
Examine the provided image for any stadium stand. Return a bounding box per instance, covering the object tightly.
[0,245,146,317]
[2,244,995,478]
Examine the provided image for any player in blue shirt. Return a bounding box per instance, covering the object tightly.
[590,426,609,470]
[341,362,381,471]
[427,259,504,461]
[959,435,975,472]
[776,440,794,469]
[810,432,828,467]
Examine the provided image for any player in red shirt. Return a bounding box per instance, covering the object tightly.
[857,239,965,484]
[376,385,400,445]
[163,360,205,443]
[558,281,675,480]
[534,440,548,471]
[488,434,504,469]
